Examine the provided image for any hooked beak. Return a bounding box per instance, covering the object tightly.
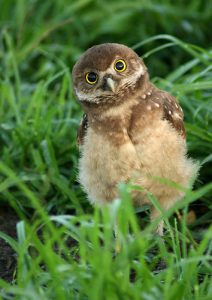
[101,75,116,93]
[106,77,116,92]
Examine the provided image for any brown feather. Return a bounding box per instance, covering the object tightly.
[161,92,186,138]
[77,114,88,146]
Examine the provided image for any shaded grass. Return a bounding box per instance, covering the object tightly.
[0,185,211,299]
[0,0,212,299]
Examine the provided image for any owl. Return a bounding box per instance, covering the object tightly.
[72,43,199,234]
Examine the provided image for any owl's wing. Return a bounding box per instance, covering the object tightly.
[153,91,186,139]
[162,93,185,138]
[77,113,88,146]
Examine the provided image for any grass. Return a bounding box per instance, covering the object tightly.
[0,0,212,299]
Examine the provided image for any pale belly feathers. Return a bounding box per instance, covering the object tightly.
[78,117,198,207]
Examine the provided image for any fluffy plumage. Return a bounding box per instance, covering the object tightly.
[72,43,199,234]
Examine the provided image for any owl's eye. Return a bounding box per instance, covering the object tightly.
[85,72,98,84]
[114,59,127,72]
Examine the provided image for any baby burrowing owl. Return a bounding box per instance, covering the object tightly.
[72,43,199,234]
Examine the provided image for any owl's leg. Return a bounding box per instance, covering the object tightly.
[150,207,164,236]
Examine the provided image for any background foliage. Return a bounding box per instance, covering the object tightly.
[0,0,211,299]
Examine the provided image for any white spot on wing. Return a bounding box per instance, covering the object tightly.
[174,112,181,119]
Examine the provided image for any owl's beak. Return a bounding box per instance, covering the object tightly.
[106,77,116,92]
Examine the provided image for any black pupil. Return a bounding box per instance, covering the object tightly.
[87,72,97,82]
[116,61,124,70]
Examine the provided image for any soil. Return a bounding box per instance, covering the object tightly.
[0,207,18,282]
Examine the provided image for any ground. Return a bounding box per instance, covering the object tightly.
[0,207,18,282]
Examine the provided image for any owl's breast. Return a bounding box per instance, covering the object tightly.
[78,127,140,204]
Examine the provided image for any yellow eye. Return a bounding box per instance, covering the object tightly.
[114,59,127,72]
[85,72,98,84]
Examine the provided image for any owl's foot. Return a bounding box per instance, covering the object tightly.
[155,220,164,236]
[151,208,164,236]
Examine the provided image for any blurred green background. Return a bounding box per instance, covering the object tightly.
[1,0,212,77]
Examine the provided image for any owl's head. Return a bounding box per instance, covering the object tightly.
[72,43,147,107]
